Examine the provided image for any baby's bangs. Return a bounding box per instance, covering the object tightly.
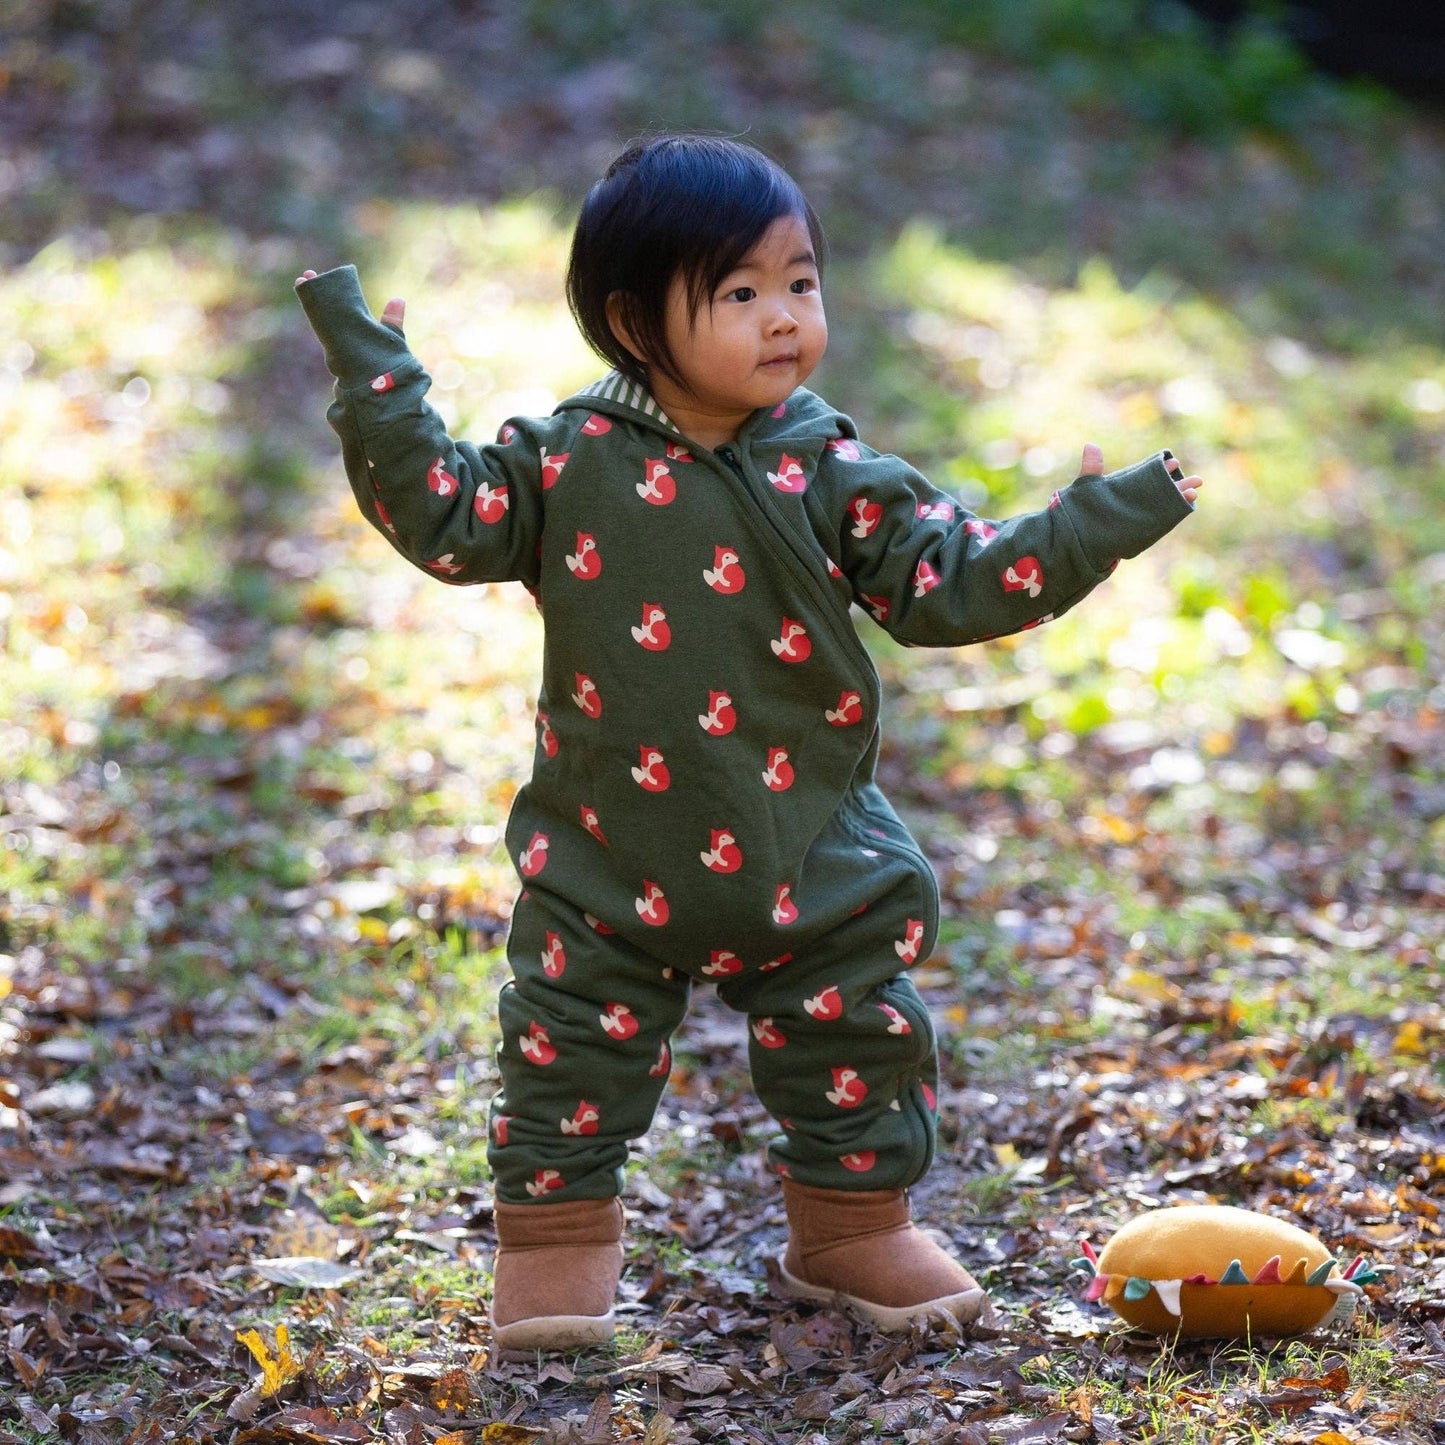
[677,158,819,318]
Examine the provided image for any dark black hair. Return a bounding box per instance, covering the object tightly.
[566,134,827,388]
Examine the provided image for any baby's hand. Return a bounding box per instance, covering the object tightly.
[1161,449,1203,505]
[1079,442,1204,505]
[294,269,407,331]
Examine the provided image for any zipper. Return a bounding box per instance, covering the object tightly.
[708,441,883,732]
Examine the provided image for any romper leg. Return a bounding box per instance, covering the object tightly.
[489,891,690,1204]
[719,865,941,1192]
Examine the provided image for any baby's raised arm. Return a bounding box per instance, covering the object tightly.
[295,267,553,588]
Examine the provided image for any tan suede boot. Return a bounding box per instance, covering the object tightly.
[489,1196,623,1351]
[778,1179,997,1331]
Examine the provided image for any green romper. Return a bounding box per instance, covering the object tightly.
[298,266,1193,1205]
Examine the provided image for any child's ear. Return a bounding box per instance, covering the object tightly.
[605,292,647,366]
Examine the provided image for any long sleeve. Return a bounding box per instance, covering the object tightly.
[296,265,549,588]
[813,438,1193,646]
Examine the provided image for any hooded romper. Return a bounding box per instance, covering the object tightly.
[299,266,1194,1205]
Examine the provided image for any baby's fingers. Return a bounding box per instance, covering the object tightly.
[1177,475,1204,504]
[295,269,318,286]
[1079,442,1105,476]
[381,297,406,329]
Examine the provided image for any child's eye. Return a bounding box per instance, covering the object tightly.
[727,286,757,303]
[790,278,816,294]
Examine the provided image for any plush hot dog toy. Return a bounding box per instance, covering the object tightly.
[1075,1205,1377,1338]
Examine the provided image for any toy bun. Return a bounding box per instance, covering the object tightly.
[1075,1205,1377,1338]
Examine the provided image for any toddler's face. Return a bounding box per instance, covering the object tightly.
[655,213,827,438]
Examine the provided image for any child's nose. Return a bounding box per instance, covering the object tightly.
[767,304,799,334]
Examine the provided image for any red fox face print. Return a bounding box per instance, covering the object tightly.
[762,747,794,791]
[703,546,745,594]
[527,1168,564,1197]
[913,560,941,597]
[917,498,954,521]
[921,1082,937,1112]
[584,911,615,935]
[770,618,811,663]
[536,711,558,758]
[878,1003,912,1034]
[760,951,793,973]
[572,673,602,718]
[560,1100,600,1136]
[804,985,843,1021]
[428,457,459,497]
[540,448,570,489]
[703,949,744,977]
[859,592,891,623]
[772,883,799,926]
[637,457,676,505]
[519,832,549,877]
[581,413,612,436]
[826,1066,868,1108]
[599,1002,639,1039]
[474,479,509,523]
[895,918,925,964]
[372,491,396,535]
[520,1021,556,1065]
[698,691,736,736]
[699,543,745,595]
[649,1041,671,1078]
[827,437,862,461]
[701,829,742,873]
[492,1114,511,1146]
[542,931,566,979]
[370,372,395,393]
[631,603,671,650]
[848,496,882,538]
[579,805,608,845]
[631,745,670,792]
[752,1017,787,1049]
[665,442,693,463]
[1002,556,1044,598]
[825,557,844,579]
[635,881,669,926]
[840,1150,876,1173]
[566,532,601,579]
[426,554,464,575]
[767,454,807,493]
[826,690,863,727]
[1019,611,1055,633]
[965,518,998,544]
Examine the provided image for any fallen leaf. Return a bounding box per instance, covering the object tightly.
[236,1322,301,1396]
[252,1256,362,1289]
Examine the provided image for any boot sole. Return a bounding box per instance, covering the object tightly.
[490,1309,615,1352]
[777,1259,995,1332]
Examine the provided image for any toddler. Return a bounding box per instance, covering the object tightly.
[296,134,1202,1351]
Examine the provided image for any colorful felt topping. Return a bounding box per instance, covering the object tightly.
[1218,1261,1250,1285]
[1251,1255,1284,1285]
[1281,1259,1310,1286]
[1102,1276,1127,1303]
[1153,1280,1184,1317]
[1085,1274,1110,1302]
[1183,1272,1217,1285]
[1079,1239,1099,1266]
[1344,1258,1381,1285]
[1124,1277,1152,1301]
[1306,1259,1337,1287]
